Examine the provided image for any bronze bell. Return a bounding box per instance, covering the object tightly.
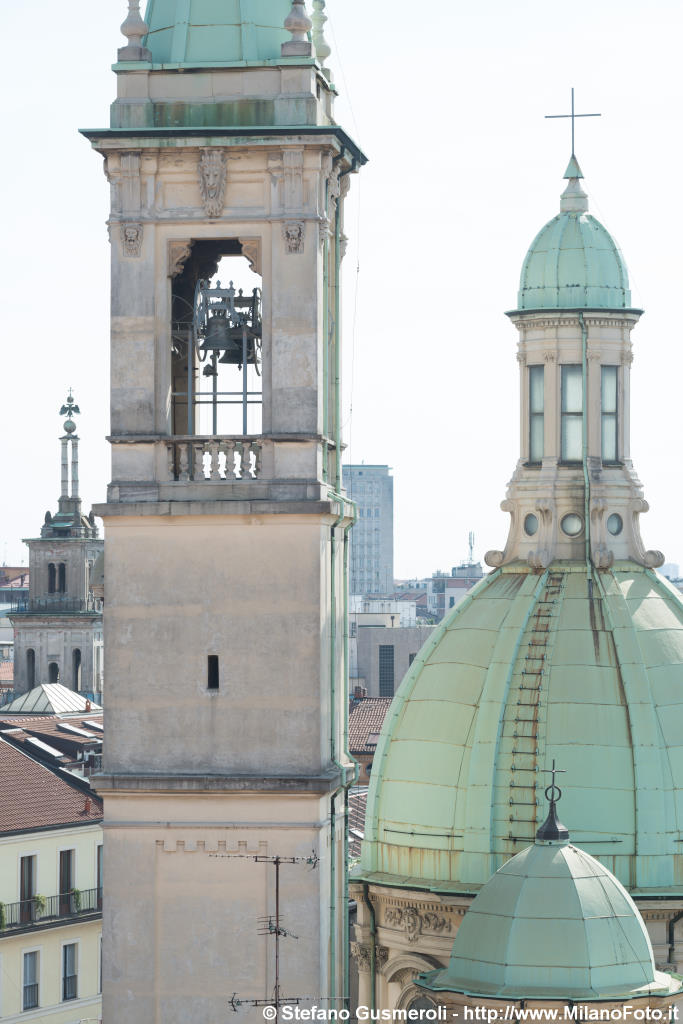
[200,312,233,353]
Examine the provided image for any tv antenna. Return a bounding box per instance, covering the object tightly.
[212,851,320,1021]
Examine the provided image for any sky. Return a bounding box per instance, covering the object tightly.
[1,0,682,578]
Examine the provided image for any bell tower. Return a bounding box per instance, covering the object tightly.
[83,1,365,1020]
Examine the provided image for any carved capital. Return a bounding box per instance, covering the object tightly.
[283,221,305,255]
[199,149,227,217]
[351,942,371,972]
[121,222,143,257]
[318,216,331,247]
[168,240,193,278]
[543,351,557,363]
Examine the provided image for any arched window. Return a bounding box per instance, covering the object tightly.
[27,649,35,689]
[48,563,56,593]
[58,563,66,593]
[48,662,60,684]
[72,649,82,691]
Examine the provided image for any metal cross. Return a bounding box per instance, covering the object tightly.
[545,88,601,156]
[542,759,566,804]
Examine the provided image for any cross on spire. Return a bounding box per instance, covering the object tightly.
[536,759,570,842]
[545,88,601,157]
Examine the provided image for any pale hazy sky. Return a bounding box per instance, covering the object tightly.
[2,0,682,577]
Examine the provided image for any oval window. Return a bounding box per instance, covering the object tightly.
[524,513,539,536]
[561,513,583,536]
[607,513,623,536]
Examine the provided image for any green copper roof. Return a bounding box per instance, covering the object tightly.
[143,0,292,66]
[360,563,683,894]
[516,162,631,311]
[417,840,681,1000]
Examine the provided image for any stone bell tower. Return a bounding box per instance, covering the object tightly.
[83,2,365,1021]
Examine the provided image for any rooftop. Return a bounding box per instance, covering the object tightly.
[0,736,103,835]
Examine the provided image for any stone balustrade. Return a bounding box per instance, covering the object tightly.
[166,437,262,482]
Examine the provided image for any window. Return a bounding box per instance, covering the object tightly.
[20,855,36,924]
[528,365,544,462]
[378,644,395,697]
[601,366,618,461]
[62,943,77,1001]
[72,649,82,691]
[408,653,416,666]
[59,849,74,915]
[48,563,56,594]
[449,596,455,608]
[58,562,66,593]
[207,655,219,690]
[26,649,35,689]
[23,950,39,1010]
[561,365,583,461]
[48,662,60,683]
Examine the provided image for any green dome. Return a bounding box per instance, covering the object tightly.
[143,0,292,66]
[360,563,683,894]
[516,159,632,311]
[417,840,680,1000]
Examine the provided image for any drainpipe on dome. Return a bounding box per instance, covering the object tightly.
[362,882,377,1012]
[579,311,592,576]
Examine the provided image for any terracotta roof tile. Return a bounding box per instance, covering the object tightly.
[348,698,392,754]
[0,662,14,681]
[0,737,103,834]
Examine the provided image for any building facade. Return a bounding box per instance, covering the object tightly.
[10,395,103,698]
[0,737,103,1022]
[343,465,394,595]
[85,3,364,1021]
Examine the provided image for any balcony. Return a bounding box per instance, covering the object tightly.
[0,888,102,931]
[12,596,102,614]
[166,435,262,482]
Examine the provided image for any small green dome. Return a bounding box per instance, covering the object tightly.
[143,0,292,66]
[360,563,683,894]
[417,840,680,1000]
[516,158,632,311]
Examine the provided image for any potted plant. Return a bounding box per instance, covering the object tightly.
[0,901,5,930]
[69,888,82,912]
[33,894,46,918]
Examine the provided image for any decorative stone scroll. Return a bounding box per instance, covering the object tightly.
[199,149,227,217]
[283,221,305,254]
[384,906,452,944]
[121,222,143,257]
[239,238,262,276]
[168,240,193,278]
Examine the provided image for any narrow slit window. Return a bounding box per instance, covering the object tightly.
[528,365,544,463]
[561,365,583,461]
[601,366,618,462]
[207,655,219,690]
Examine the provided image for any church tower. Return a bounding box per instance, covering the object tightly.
[352,152,683,1011]
[83,2,364,1021]
[10,392,103,696]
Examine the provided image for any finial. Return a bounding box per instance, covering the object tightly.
[118,0,152,62]
[536,760,570,842]
[311,0,331,66]
[59,389,81,435]
[282,0,313,58]
[560,163,588,214]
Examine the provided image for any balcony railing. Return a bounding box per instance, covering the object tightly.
[166,436,262,482]
[0,888,102,930]
[13,596,102,613]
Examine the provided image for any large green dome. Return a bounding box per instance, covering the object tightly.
[516,158,632,311]
[360,562,683,894]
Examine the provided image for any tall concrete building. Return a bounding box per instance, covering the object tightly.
[343,465,394,595]
[10,394,103,697]
[84,2,364,1021]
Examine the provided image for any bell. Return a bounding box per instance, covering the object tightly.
[200,313,231,352]
[219,325,249,364]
